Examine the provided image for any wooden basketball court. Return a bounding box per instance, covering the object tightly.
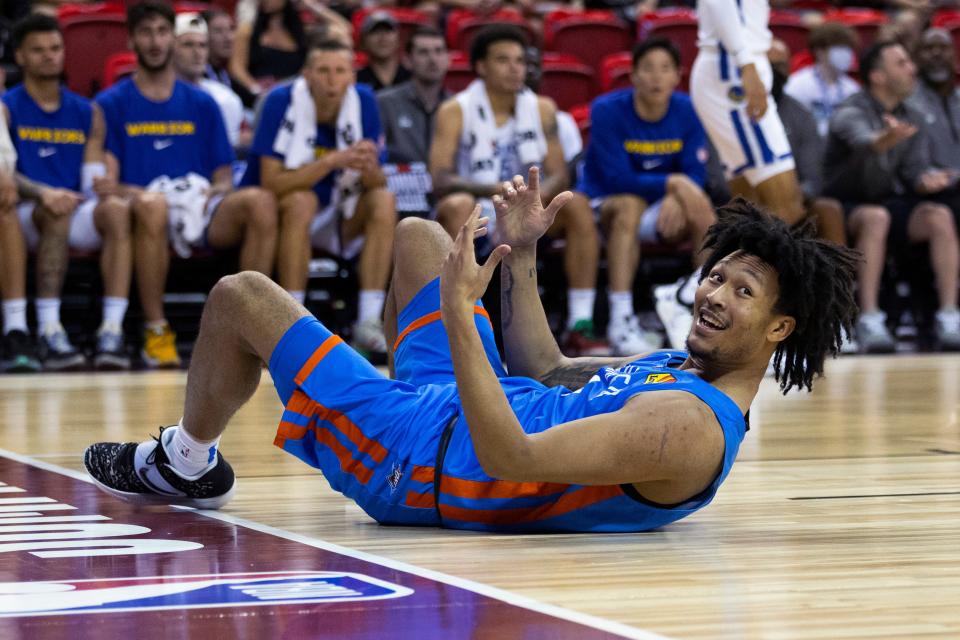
[1,353,958,638]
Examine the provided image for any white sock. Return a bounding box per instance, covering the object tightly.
[2,299,28,334]
[288,290,306,305]
[608,291,634,325]
[678,272,699,306]
[36,298,61,333]
[358,290,385,323]
[145,319,168,332]
[566,289,595,329]
[102,297,129,328]
[168,421,220,477]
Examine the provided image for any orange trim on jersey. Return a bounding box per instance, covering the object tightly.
[410,465,434,484]
[404,491,435,509]
[273,390,388,484]
[439,476,570,500]
[393,306,491,352]
[279,390,388,464]
[294,335,343,385]
[438,485,623,525]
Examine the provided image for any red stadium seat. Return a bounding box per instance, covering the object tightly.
[599,51,632,94]
[59,3,129,96]
[543,10,634,71]
[102,50,137,87]
[444,50,474,93]
[446,8,536,51]
[639,9,698,70]
[823,8,889,50]
[539,52,595,111]
[769,11,810,56]
[350,7,433,51]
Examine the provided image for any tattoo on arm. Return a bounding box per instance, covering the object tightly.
[539,360,604,390]
[539,356,636,390]
[502,264,515,329]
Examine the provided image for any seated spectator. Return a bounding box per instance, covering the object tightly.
[97,1,278,368]
[579,38,715,354]
[525,46,583,189]
[429,26,606,357]
[202,8,257,109]
[174,13,247,149]
[910,27,960,229]
[230,0,307,100]
[377,26,451,220]
[242,38,397,358]
[824,40,960,352]
[1,14,134,373]
[356,12,412,93]
[769,39,847,248]
[0,97,28,370]
[784,22,860,138]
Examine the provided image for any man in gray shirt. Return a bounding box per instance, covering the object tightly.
[824,40,960,351]
[377,27,450,219]
[909,28,960,211]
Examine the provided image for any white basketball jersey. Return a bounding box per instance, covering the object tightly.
[697,0,772,66]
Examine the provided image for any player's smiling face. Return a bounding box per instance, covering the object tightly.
[686,251,795,368]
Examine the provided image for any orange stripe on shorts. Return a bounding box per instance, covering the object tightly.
[294,335,343,385]
[393,306,491,352]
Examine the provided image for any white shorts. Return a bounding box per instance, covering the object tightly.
[590,196,663,244]
[17,199,101,251]
[309,202,365,260]
[690,52,795,187]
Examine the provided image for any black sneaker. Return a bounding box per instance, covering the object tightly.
[83,427,236,509]
[38,325,87,371]
[1,330,41,373]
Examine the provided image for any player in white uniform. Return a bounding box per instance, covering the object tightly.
[655,0,807,350]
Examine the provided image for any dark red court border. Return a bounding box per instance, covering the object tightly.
[0,449,666,640]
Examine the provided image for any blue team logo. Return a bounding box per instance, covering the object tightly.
[0,571,413,617]
[727,86,746,103]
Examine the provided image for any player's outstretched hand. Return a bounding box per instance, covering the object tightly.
[440,204,511,317]
[491,166,572,249]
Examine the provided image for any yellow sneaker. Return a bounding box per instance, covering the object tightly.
[142,323,182,368]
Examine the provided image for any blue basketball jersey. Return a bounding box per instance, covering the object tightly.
[95,78,234,186]
[3,85,92,191]
[577,89,708,203]
[437,351,748,533]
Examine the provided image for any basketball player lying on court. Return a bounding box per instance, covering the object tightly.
[84,167,858,533]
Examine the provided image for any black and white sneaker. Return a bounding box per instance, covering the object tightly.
[83,427,235,509]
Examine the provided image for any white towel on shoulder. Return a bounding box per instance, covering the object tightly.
[272,77,364,220]
[454,79,547,184]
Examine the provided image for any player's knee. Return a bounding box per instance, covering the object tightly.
[244,191,279,232]
[922,204,957,236]
[279,191,316,229]
[857,206,890,234]
[98,197,132,237]
[436,193,475,232]
[132,192,168,231]
[395,216,446,256]
[211,271,274,312]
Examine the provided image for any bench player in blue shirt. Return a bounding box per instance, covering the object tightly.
[579,38,717,356]
[84,166,859,534]
[95,1,278,369]
[0,14,133,372]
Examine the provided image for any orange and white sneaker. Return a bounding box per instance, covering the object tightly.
[142,323,182,369]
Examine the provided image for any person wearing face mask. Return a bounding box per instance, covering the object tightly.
[784,23,861,138]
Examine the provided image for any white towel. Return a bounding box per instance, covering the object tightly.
[455,79,547,185]
[272,77,363,220]
[146,172,211,258]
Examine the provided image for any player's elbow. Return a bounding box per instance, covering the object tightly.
[476,440,535,481]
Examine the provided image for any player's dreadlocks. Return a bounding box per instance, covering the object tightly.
[698,198,860,394]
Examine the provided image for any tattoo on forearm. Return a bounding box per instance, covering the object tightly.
[539,361,604,390]
[502,264,515,329]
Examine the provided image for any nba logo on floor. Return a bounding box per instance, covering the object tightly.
[0,571,413,617]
